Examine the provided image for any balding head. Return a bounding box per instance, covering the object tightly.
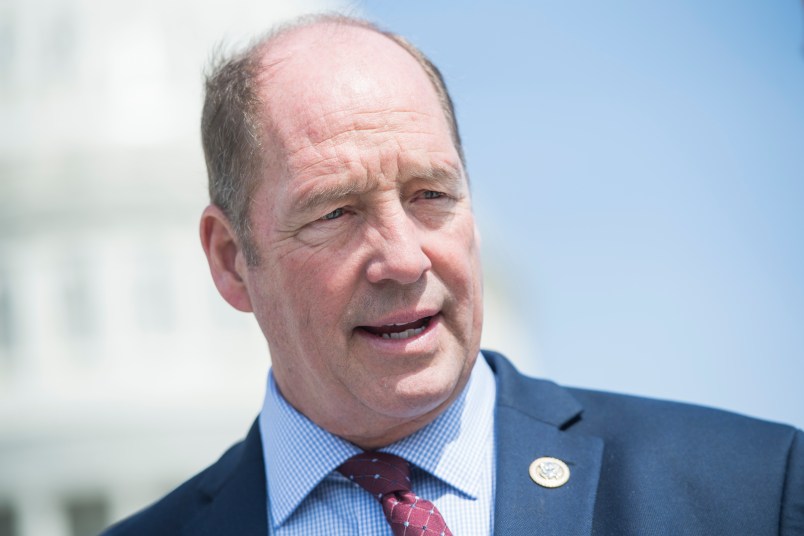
[201,14,464,265]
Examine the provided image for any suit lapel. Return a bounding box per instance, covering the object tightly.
[181,420,268,536]
[485,351,603,536]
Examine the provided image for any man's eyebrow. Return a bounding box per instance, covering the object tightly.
[292,166,465,215]
[293,181,365,215]
[413,166,464,189]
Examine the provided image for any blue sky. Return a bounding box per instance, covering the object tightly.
[361,2,804,426]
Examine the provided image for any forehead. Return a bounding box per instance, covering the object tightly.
[256,24,454,168]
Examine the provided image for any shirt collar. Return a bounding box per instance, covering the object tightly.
[383,354,495,499]
[258,352,496,527]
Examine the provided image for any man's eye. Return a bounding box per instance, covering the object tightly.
[422,191,445,199]
[321,208,345,221]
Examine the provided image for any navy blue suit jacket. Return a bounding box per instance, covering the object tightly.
[103,351,804,535]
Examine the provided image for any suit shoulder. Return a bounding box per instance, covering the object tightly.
[101,439,247,535]
[566,386,804,532]
[565,385,800,452]
[485,351,804,531]
[486,349,799,440]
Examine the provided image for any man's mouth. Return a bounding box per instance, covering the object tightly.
[359,316,433,340]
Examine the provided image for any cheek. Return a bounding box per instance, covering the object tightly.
[271,244,368,327]
[432,221,481,288]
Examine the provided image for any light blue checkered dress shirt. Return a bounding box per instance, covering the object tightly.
[258,352,496,535]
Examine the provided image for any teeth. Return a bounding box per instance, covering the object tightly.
[380,325,426,340]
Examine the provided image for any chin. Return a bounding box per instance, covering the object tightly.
[377,369,464,420]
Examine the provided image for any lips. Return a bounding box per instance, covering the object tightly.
[359,316,433,340]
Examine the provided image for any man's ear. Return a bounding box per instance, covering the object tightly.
[200,205,254,312]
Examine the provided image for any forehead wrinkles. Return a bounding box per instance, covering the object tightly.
[300,107,437,146]
[284,109,444,175]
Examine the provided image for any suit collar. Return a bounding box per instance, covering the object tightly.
[485,350,584,428]
[484,350,604,536]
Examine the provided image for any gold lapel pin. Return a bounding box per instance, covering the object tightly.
[529,456,570,488]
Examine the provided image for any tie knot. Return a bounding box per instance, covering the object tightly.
[337,452,412,499]
[337,451,454,536]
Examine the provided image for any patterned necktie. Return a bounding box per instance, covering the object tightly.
[337,451,454,536]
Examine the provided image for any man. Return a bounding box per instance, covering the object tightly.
[103,14,803,535]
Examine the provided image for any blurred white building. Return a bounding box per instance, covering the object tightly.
[0,2,536,535]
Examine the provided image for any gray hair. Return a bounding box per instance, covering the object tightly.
[200,14,464,266]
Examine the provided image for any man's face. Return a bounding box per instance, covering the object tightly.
[241,26,483,447]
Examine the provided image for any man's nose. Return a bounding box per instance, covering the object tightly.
[365,211,432,285]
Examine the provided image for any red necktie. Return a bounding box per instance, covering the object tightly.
[338,452,454,536]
